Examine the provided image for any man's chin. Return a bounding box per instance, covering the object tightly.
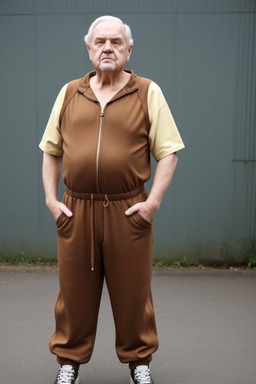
[99,63,116,72]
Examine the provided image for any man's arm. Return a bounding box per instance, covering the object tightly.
[42,152,73,221]
[125,153,178,222]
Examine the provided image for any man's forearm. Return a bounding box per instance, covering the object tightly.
[42,152,62,207]
[146,152,178,211]
[125,153,178,221]
[42,152,72,220]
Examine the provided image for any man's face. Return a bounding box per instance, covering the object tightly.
[87,20,133,73]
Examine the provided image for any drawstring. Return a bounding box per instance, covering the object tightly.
[103,194,109,208]
[90,194,109,272]
[90,194,94,271]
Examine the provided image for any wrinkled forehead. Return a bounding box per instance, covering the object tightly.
[91,20,126,41]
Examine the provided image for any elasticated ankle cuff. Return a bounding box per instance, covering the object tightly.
[129,355,152,370]
[57,357,80,370]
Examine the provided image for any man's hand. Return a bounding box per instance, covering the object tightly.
[125,201,157,223]
[47,199,73,222]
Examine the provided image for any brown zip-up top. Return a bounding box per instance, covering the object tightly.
[59,70,152,194]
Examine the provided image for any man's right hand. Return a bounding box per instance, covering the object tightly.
[47,200,73,222]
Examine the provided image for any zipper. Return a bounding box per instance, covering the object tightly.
[96,106,104,193]
[79,87,138,193]
[95,89,138,191]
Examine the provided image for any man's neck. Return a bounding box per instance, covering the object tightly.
[91,69,130,90]
[89,69,131,109]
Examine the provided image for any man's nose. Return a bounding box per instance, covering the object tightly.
[103,40,113,52]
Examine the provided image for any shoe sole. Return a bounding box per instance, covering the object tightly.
[129,378,154,384]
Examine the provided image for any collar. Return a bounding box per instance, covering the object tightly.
[77,69,138,102]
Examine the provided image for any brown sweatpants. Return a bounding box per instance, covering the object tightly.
[49,186,158,368]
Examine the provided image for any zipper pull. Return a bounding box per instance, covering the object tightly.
[100,107,104,117]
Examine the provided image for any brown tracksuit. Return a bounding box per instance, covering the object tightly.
[49,70,159,368]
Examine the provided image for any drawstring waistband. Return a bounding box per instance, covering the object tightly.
[65,186,145,271]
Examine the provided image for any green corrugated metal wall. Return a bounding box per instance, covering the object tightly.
[0,0,255,262]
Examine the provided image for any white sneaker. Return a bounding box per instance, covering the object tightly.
[54,365,79,384]
[130,365,154,384]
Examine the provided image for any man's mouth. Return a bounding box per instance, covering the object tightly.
[101,56,115,62]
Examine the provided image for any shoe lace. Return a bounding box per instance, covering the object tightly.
[134,366,151,383]
[57,367,75,384]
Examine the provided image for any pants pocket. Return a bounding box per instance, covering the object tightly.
[56,212,70,231]
[133,212,153,228]
[128,190,153,229]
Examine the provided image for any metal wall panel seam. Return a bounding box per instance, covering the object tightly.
[233,14,256,161]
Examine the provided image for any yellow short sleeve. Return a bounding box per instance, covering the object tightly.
[39,84,67,156]
[148,82,185,161]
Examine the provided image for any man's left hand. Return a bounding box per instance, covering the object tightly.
[125,201,157,223]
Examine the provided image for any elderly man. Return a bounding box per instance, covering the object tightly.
[39,15,184,384]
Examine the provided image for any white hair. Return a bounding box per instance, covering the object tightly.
[84,15,133,47]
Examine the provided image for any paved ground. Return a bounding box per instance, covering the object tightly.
[0,265,256,384]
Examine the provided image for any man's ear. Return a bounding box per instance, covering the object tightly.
[126,45,133,62]
[86,45,92,60]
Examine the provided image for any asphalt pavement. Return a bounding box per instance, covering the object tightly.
[1,265,256,384]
